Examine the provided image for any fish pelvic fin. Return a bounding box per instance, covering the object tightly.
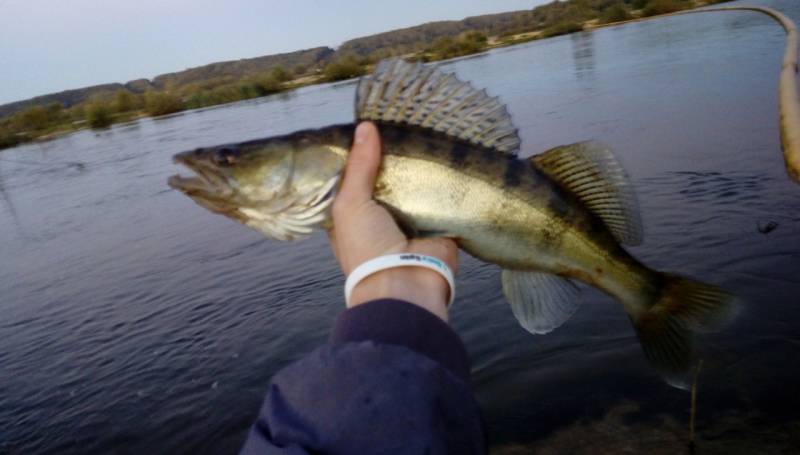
[631,274,737,389]
[356,59,521,155]
[531,142,642,246]
[502,270,581,335]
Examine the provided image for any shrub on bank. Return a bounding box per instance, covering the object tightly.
[426,31,489,60]
[642,0,687,17]
[600,4,632,24]
[14,105,50,131]
[113,89,141,113]
[0,125,23,148]
[323,55,366,82]
[84,99,113,128]
[144,91,184,116]
[541,21,584,38]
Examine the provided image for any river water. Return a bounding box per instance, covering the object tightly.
[1,0,799,453]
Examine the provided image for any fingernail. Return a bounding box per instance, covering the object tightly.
[354,122,370,144]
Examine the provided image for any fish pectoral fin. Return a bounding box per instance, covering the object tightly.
[531,142,643,246]
[501,270,581,335]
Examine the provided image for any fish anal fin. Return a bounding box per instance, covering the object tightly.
[501,270,581,335]
[631,313,693,389]
[356,59,521,155]
[531,142,643,246]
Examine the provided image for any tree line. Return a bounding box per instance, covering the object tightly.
[0,0,730,150]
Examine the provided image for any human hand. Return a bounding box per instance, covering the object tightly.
[328,122,459,321]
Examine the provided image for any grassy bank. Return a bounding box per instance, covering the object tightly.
[0,0,731,151]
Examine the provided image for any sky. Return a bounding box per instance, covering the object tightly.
[0,0,550,105]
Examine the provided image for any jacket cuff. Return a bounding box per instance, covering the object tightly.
[329,299,471,381]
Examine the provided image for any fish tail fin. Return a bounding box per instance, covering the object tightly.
[630,274,736,389]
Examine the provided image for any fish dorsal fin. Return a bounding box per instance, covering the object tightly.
[532,141,643,246]
[502,270,581,334]
[356,59,521,155]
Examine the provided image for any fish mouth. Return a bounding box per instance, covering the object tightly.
[167,173,206,192]
[168,152,241,218]
[168,152,230,195]
[167,167,217,195]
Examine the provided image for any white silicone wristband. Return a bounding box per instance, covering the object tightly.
[344,254,455,308]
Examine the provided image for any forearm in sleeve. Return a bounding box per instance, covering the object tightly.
[240,299,487,455]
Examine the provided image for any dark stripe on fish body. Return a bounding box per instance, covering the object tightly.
[335,124,357,146]
[449,142,470,167]
[546,187,570,218]
[503,156,524,187]
[378,123,416,157]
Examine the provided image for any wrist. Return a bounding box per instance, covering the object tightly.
[349,267,449,321]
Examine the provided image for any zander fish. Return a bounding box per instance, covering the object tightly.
[168,59,734,387]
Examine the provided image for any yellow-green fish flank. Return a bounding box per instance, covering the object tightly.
[168,59,735,388]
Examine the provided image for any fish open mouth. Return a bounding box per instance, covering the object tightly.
[168,173,243,222]
[167,155,240,222]
[167,171,213,194]
[168,154,229,195]
[167,172,205,192]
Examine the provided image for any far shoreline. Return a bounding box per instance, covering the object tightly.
[1,1,733,152]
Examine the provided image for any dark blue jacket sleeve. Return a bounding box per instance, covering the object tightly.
[240,299,487,455]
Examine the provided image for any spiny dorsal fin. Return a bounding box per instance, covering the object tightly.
[532,142,643,246]
[356,59,521,155]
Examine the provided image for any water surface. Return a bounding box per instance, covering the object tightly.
[2,0,799,452]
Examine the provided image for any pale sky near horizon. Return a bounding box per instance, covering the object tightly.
[0,0,550,105]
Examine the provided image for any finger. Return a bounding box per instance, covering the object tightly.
[337,122,381,205]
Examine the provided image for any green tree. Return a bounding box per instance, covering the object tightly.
[45,102,64,119]
[464,30,488,45]
[642,0,686,17]
[67,104,86,122]
[268,65,290,83]
[323,55,366,82]
[541,20,584,38]
[84,99,113,128]
[600,3,632,23]
[426,31,488,60]
[254,72,284,94]
[0,128,22,148]
[293,64,307,77]
[113,89,137,113]
[145,91,184,116]
[238,81,264,99]
[14,106,50,131]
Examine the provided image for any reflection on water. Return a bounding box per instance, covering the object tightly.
[0,163,19,227]
[571,31,595,80]
[1,0,799,453]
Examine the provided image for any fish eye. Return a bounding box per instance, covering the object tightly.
[213,147,240,166]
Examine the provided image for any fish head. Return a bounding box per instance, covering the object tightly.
[168,134,347,241]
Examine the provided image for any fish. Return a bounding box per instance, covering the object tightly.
[168,59,734,388]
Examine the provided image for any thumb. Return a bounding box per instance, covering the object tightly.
[338,122,381,204]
